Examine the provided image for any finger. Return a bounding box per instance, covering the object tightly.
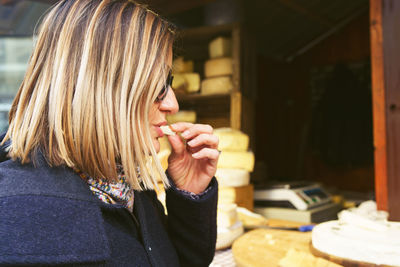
[179,124,214,140]
[192,147,220,161]
[170,122,194,133]
[187,133,219,149]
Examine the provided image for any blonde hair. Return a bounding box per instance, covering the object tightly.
[2,0,176,190]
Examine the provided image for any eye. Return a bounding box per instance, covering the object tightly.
[156,71,173,102]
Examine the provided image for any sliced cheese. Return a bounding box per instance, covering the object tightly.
[167,110,196,124]
[214,127,249,151]
[201,76,233,95]
[215,168,250,187]
[209,37,232,59]
[218,151,254,172]
[172,73,200,93]
[160,125,175,136]
[219,184,254,211]
[216,221,244,250]
[204,57,233,78]
[237,207,268,228]
[172,57,194,73]
[217,203,238,228]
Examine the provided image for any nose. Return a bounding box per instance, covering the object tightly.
[159,86,179,114]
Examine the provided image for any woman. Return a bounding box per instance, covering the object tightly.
[0,1,219,266]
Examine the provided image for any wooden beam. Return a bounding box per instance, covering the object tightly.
[370,0,400,220]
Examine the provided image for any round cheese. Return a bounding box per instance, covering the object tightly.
[215,168,250,187]
[312,220,400,266]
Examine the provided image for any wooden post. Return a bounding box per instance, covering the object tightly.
[370,0,400,220]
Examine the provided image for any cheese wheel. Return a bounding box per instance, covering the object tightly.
[219,184,254,211]
[204,57,233,78]
[201,76,233,95]
[218,151,255,172]
[214,127,249,151]
[167,110,196,124]
[172,57,194,73]
[217,203,238,228]
[215,168,250,187]
[209,37,232,59]
[172,73,200,93]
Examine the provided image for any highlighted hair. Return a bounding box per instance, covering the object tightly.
[3,0,175,190]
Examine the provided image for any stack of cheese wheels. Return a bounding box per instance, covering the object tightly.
[171,57,200,93]
[214,128,256,249]
[215,127,255,210]
[201,37,233,95]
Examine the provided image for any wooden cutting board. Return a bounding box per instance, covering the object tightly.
[232,228,313,267]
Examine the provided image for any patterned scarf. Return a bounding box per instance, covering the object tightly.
[75,166,134,212]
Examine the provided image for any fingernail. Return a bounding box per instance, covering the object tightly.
[182,130,190,138]
[192,152,199,158]
[187,140,196,146]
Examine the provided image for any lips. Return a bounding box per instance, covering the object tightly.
[155,126,164,137]
[154,121,167,138]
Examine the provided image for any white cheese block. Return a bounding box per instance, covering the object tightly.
[217,203,238,228]
[214,127,249,151]
[215,168,250,187]
[209,37,232,58]
[218,151,254,172]
[167,110,196,124]
[172,73,200,93]
[204,57,233,78]
[172,57,194,73]
[201,76,233,95]
[216,221,244,250]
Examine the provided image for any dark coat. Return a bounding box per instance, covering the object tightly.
[0,155,218,266]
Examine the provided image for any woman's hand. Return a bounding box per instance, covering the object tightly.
[166,122,219,194]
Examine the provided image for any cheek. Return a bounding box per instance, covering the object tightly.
[148,103,159,123]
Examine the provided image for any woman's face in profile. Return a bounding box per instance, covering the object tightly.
[148,49,179,153]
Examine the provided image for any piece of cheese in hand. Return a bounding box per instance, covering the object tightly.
[160,125,175,136]
[214,128,249,151]
[201,76,233,95]
[204,57,233,78]
[209,37,232,59]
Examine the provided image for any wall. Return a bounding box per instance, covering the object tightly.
[255,12,374,193]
